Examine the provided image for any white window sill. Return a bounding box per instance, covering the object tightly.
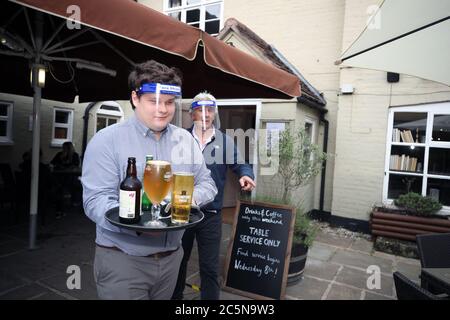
[0,140,14,146]
[50,141,64,148]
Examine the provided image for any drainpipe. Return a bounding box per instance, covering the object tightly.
[81,102,97,160]
[319,116,329,212]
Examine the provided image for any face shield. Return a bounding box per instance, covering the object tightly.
[191,100,221,132]
[136,82,183,128]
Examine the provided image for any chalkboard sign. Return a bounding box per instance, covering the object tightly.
[223,200,296,300]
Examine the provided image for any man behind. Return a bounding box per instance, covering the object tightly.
[81,61,217,300]
[172,91,256,300]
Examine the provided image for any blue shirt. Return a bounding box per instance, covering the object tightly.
[81,115,217,256]
[188,127,255,212]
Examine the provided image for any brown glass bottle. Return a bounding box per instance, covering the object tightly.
[119,157,142,224]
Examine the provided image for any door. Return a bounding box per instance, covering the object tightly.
[218,103,257,207]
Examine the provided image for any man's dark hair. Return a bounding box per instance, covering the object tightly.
[128,60,183,109]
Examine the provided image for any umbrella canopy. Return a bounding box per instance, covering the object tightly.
[337,0,450,86]
[1,0,300,249]
[1,0,300,100]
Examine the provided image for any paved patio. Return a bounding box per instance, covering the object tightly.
[0,206,421,300]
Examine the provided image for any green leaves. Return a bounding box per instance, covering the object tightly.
[277,127,327,203]
[394,192,442,216]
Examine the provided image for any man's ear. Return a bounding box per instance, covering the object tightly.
[131,91,139,106]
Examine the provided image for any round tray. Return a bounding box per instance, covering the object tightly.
[105,205,204,232]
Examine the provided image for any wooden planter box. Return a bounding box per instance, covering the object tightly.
[370,208,450,242]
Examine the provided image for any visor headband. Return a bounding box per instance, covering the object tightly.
[136,83,182,96]
[191,100,216,109]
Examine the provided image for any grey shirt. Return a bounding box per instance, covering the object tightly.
[81,115,217,256]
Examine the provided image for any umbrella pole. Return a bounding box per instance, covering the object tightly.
[28,12,44,250]
[28,66,41,250]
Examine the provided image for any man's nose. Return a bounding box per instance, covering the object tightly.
[156,101,168,112]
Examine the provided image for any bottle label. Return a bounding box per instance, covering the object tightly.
[119,190,136,219]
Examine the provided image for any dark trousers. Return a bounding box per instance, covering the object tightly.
[172,211,222,300]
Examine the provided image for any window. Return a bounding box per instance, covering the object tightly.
[52,108,73,146]
[0,101,13,144]
[304,117,317,160]
[164,0,223,35]
[384,102,450,212]
[265,122,287,155]
[95,101,123,132]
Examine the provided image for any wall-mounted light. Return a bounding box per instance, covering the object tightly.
[76,61,117,77]
[30,64,46,88]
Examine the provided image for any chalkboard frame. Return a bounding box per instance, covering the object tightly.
[222,200,296,300]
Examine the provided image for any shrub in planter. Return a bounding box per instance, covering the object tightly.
[288,208,318,285]
[254,126,327,285]
[394,192,442,216]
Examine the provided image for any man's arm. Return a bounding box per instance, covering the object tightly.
[226,135,255,180]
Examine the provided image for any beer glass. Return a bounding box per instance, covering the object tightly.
[143,160,172,227]
[171,172,194,224]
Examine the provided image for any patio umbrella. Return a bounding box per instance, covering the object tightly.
[336,0,450,86]
[0,0,300,249]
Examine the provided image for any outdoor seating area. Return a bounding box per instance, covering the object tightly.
[0,162,82,227]
[393,233,450,300]
[1,0,450,305]
[0,206,431,300]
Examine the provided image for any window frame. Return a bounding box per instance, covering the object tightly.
[164,0,224,35]
[0,100,14,145]
[383,102,450,214]
[51,107,73,147]
[95,101,124,132]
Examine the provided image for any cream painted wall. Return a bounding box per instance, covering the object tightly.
[138,0,163,12]
[332,0,450,220]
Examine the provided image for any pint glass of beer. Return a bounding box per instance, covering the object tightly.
[143,160,172,227]
[171,172,194,224]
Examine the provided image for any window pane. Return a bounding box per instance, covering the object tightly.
[428,148,450,176]
[54,127,67,139]
[205,4,220,20]
[427,178,450,206]
[305,123,312,143]
[100,105,120,112]
[0,120,6,136]
[393,112,427,143]
[186,9,200,23]
[188,22,200,28]
[107,118,117,126]
[97,117,107,132]
[390,145,424,173]
[388,173,422,199]
[168,11,181,20]
[432,114,450,142]
[168,0,182,8]
[187,0,201,5]
[55,111,69,124]
[205,20,220,34]
[0,104,8,116]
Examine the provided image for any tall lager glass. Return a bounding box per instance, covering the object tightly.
[171,172,194,224]
[143,160,172,226]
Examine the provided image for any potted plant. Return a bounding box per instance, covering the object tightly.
[288,207,318,284]
[259,126,327,284]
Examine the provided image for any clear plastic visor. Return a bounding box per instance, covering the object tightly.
[136,82,183,127]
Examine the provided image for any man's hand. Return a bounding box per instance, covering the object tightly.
[239,176,256,191]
